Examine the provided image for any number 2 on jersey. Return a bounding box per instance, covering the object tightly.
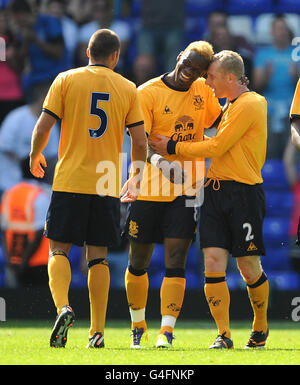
[89,92,110,138]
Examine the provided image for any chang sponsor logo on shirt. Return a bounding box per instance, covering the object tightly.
[170,115,196,142]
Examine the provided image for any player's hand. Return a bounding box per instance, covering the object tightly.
[30,153,47,178]
[120,176,141,203]
[148,134,170,156]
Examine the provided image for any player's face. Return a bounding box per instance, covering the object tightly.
[205,61,229,98]
[174,50,207,89]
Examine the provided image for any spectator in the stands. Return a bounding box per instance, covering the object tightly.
[253,15,299,159]
[0,8,24,125]
[76,0,130,75]
[205,11,254,83]
[0,156,50,288]
[43,0,79,67]
[8,0,70,96]
[0,81,59,197]
[65,0,94,27]
[132,0,185,86]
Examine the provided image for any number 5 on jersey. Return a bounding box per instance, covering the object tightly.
[89,92,110,139]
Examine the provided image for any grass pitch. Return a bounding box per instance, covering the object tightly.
[1,320,300,365]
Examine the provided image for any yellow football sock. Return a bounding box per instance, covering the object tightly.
[160,276,186,334]
[246,272,269,333]
[48,252,71,315]
[88,261,110,337]
[125,267,149,330]
[204,272,231,338]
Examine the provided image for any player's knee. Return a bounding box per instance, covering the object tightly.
[129,242,153,270]
[237,256,262,283]
[204,250,226,272]
[165,248,187,269]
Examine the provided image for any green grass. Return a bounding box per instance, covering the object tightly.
[1,320,300,365]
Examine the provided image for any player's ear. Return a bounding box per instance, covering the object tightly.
[86,48,90,59]
[110,49,120,69]
[228,72,236,83]
[176,51,184,62]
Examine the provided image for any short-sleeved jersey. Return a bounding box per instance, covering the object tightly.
[137,75,221,201]
[43,65,144,196]
[176,92,267,185]
[290,79,300,119]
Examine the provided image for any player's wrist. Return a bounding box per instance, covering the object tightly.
[167,139,177,155]
[150,153,163,167]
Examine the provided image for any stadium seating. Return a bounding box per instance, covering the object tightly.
[275,0,300,13]
[68,245,88,288]
[185,0,225,16]
[265,190,293,217]
[149,244,165,274]
[227,269,300,290]
[70,270,87,288]
[264,246,291,271]
[148,244,202,289]
[226,272,246,290]
[129,0,141,17]
[225,0,273,15]
[185,17,207,45]
[267,271,300,290]
[261,159,290,190]
[185,271,202,289]
[263,217,290,244]
[148,270,164,288]
[227,15,255,42]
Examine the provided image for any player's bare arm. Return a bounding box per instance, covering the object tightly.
[121,123,147,203]
[291,118,300,152]
[30,111,56,178]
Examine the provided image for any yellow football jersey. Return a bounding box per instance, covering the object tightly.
[290,79,300,118]
[43,65,144,197]
[176,92,267,185]
[137,75,221,201]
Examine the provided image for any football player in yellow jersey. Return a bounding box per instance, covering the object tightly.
[151,50,270,350]
[290,80,300,246]
[29,29,147,348]
[123,41,222,348]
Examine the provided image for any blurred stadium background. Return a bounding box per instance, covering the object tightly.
[0,0,300,321]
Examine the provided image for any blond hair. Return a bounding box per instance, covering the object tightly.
[184,41,214,61]
[183,41,214,70]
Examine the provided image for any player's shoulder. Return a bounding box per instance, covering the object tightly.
[112,71,138,90]
[242,91,267,106]
[54,66,84,82]
[138,75,164,92]
[236,91,267,116]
